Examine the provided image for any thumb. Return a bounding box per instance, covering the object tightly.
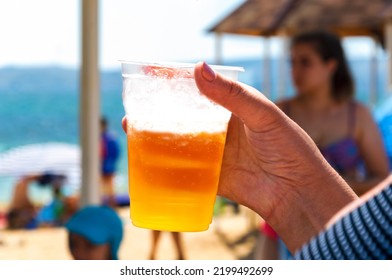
[194,61,277,131]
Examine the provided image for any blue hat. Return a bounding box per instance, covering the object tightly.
[65,206,123,260]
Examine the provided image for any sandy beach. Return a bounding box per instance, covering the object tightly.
[0,205,261,260]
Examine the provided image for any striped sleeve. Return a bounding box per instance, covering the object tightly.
[294,185,392,259]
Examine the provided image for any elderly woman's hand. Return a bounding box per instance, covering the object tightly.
[122,62,357,252]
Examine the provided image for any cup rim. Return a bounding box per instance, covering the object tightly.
[119,60,244,72]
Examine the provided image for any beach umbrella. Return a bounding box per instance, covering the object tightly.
[0,142,81,191]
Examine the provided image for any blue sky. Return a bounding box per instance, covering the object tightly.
[0,0,377,69]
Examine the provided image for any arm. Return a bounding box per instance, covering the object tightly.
[295,176,392,259]
[346,104,390,195]
[193,62,357,252]
[10,175,39,210]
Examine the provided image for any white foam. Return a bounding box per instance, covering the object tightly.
[122,75,231,133]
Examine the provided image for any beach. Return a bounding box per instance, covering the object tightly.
[0,205,260,260]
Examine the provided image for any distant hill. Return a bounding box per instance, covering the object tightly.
[0,57,390,104]
[0,66,121,95]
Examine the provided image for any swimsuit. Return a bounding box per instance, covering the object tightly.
[101,131,120,176]
[318,102,363,176]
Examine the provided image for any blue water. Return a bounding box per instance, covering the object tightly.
[1,57,392,205]
[0,76,128,204]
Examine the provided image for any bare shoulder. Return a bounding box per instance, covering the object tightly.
[354,101,375,123]
[352,101,378,138]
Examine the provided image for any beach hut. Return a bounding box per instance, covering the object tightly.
[209,0,392,103]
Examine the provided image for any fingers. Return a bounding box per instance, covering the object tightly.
[121,117,127,133]
[194,62,278,131]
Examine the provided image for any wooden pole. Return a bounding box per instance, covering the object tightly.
[80,0,100,206]
[369,38,378,106]
[214,33,223,65]
[278,33,289,101]
[262,37,271,99]
[385,20,392,91]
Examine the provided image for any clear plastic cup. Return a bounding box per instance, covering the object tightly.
[121,61,244,232]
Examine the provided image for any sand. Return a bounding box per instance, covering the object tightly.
[0,206,261,260]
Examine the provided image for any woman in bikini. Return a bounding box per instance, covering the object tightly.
[256,30,390,260]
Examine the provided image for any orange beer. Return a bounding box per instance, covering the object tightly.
[121,61,243,231]
[127,127,227,231]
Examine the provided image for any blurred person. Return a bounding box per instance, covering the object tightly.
[36,174,68,226]
[258,30,390,259]
[149,230,185,260]
[7,173,68,229]
[100,116,121,206]
[7,175,39,229]
[280,30,389,192]
[122,61,392,259]
[65,205,123,260]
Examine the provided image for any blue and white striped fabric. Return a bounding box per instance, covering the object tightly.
[295,185,392,259]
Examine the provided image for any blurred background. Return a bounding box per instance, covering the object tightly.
[0,0,262,205]
[1,0,392,259]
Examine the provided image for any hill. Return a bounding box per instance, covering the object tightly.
[0,66,121,95]
[0,57,390,105]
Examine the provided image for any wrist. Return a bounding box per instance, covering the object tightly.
[265,164,358,252]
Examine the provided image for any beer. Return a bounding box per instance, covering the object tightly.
[127,128,227,231]
[121,61,243,231]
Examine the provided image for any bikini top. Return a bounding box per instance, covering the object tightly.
[283,101,362,175]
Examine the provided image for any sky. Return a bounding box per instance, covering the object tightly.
[0,0,378,69]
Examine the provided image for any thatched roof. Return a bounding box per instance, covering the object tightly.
[208,0,291,36]
[209,0,392,41]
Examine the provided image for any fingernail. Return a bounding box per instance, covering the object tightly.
[202,62,216,82]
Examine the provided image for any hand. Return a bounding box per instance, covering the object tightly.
[122,62,357,251]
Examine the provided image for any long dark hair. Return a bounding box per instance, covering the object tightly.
[291,30,354,101]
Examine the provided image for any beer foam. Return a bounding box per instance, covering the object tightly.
[122,75,231,134]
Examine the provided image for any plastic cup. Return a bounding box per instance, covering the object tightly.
[121,61,244,232]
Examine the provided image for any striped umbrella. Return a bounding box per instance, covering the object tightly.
[0,142,80,191]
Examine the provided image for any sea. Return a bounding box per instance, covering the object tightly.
[1,57,392,205]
